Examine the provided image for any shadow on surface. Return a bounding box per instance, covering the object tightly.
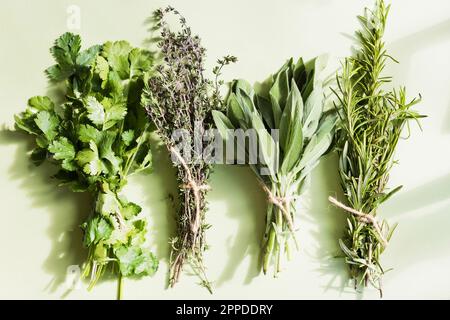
[210,165,266,287]
[385,173,450,217]
[386,199,450,275]
[382,173,450,267]
[132,136,178,288]
[445,101,450,133]
[0,128,89,296]
[389,19,450,80]
[388,20,450,132]
[305,153,349,294]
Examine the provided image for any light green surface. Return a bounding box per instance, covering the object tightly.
[1,0,450,299]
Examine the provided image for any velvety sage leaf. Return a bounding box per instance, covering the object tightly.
[314,54,328,83]
[251,113,277,179]
[255,94,274,128]
[294,114,334,174]
[236,88,255,113]
[227,92,247,128]
[212,110,235,140]
[269,67,289,110]
[279,80,304,173]
[293,57,305,84]
[233,79,253,96]
[281,81,304,174]
[269,92,282,128]
[303,85,324,139]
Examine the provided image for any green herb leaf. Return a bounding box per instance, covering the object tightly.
[34,111,59,141]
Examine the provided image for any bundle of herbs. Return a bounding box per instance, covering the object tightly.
[330,0,423,296]
[142,6,236,292]
[213,57,336,275]
[15,33,158,298]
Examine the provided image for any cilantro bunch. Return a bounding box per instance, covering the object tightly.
[15,33,158,296]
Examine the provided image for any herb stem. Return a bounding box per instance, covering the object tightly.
[117,273,123,300]
[123,123,149,177]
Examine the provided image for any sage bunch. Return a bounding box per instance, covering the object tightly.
[15,33,158,298]
[213,57,336,276]
[142,6,236,292]
[330,0,423,296]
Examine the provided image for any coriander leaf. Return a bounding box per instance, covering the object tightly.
[134,248,158,275]
[107,70,122,95]
[53,32,81,63]
[98,131,121,173]
[95,190,120,216]
[122,202,141,219]
[78,124,102,144]
[28,96,54,111]
[34,110,59,141]
[76,45,101,67]
[85,96,105,126]
[15,114,40,135]
[104,103,127,130]
[102,41,132,79]
[121,130,134,146]
[45,64,72,81]
[129,48,153,78]
[95,55,109,81]
[82,216,113,246]
[115,246,158,277]
[61,159,77,172]
[76,141,103,175]
[48,137,75,160]
[46,32,81,81]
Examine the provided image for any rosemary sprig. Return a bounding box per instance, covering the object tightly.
[331,0,424,296]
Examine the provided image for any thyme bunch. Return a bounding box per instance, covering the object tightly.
[331,0,423,296]
[142,6,235,292]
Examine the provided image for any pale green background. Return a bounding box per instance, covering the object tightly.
[1,0,449,299]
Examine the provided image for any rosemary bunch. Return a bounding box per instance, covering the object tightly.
[142,6,235,292]
[331,0,423,295]
[213,57,336,276]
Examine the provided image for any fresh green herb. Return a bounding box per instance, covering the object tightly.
[213,56,336,276]
[330,0,423,296]
[142,6,236,293]
[15,32,158,298]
